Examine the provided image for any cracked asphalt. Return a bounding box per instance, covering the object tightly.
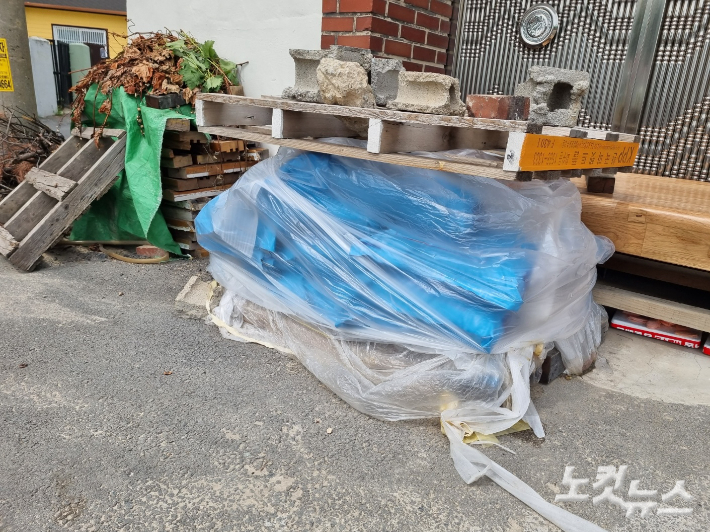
[1,247,708,531]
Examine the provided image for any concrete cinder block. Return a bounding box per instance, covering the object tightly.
[514,66,590,127]
[328,45,373,72]
[282,49,330,103]
[387,72,467,116]
[466,94,530,121]
[317,58,374,136]
[371,58,404,107]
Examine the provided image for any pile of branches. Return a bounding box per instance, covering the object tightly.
[0,107,65,195]
[71,31,243,134]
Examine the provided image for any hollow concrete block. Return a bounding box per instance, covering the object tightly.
[387,72,467,116]
[371,58,404,107]
[514,66,590,127]
[282,49,330,103]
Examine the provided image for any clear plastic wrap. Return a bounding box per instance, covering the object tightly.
[196,145,613,532]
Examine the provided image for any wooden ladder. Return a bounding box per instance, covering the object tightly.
[0,128,126,271]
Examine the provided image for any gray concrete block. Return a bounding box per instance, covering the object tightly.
[317,58,374,136]
[371,58,403,107]
[328,45,373,72]
[387,72,467,116]
[282,49,330,103]
[514,66,590,127]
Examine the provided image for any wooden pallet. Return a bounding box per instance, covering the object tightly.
[0,128,126,271]
[195,94,639,184]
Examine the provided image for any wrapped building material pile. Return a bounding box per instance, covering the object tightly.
[195,144,613,531]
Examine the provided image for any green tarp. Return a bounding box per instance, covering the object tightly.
[70,85,193,254]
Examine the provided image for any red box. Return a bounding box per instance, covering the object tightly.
[702,336,710,356]
[610,310,701,349]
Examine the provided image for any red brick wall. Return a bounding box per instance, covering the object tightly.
[321,0,453,73]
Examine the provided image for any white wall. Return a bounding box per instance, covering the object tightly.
[28,37,57,117]
[126,0,322,98]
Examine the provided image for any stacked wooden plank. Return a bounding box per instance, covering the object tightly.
[160,119,262,257]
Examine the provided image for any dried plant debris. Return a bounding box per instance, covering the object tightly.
[0,107,65,195]
[71,30,244,139]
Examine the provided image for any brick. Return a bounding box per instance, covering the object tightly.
[440,19,451,34]
[423,64,446,73]
[406,0,430,8]
[416,11,440,30]
[465,94,530,120]
[372,0,388,15]
[357,15,400,36]
[388,3,416,23]
[338,34,384,52]
[436,50,447,64]
[412,45,436,62]
[322,16,355,32]
[402,60,423,71]
[429,0,453,17]
[323,0,338,13]
[400,24,426,44]
[384,39,413,58]
[136,245,166,258]
[340,0,375,12]
[426,31,449,49]
[321,34,336,49]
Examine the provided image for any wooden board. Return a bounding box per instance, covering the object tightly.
[273,109,359,139]
[199,126,513,181]
[23,168,77,201]
[162,173,239,191]
[197,100,273,128]
[575,173,710,271]
[504,132,639,172]
[602,253,710,292]
[163,184,232,202]
[593,281,710,332]
[165,118,190,132]
[210,139,246,152]
[160,154,193,168]
[196,94,530,133]
[0,130,127,271]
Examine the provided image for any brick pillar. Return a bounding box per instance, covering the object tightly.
[321,0,454,73]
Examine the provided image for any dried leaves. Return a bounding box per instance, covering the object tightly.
[70,31,243,141]
[71,33,184,130]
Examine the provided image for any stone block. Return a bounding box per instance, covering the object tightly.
[466,94,530,120]
[317,58,375,136]
[371,58,404,107]
[514,66,590,127]
[282,49,330,103]
[328,45,373,72]
[175,275,211,320]
[387,72,467,116]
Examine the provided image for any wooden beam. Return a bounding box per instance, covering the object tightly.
[593,281,710,332]
[574,174,710,271]
[196,93,530,133]
[196,99,273,128]
[160,154,194,168]
[367,119,508,154]
[3,191,58,241]
[24,168,77,201]
[602,253,710,292]
[0,181,37,225]
[163,184,232,202]
[273,109,358,139]
[199,126,514,180]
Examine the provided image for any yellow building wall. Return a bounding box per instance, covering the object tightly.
[25,7,127,58]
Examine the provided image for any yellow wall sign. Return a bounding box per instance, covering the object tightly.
[0,38,14,92]
[518,134,639,171]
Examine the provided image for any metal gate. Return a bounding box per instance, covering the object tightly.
[453,0,710,180]
[50,40,72,107]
